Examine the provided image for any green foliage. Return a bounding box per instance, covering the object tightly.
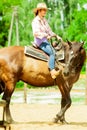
[64,0,87,42]
[0,0,44,46]
[16,81,24,89]
[64,8,87,50]
[16,81,37,89]
[0,0,87,47]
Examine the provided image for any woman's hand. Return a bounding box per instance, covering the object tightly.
[47,34,62,42]
[47,35,51,40]
[56,35,62,41]
[51,34,62,41]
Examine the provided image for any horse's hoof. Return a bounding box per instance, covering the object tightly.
[6,120,17,124]
[53,117,58,123]
[60,119,69,124]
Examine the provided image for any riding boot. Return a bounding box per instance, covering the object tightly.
[50,69,60,79]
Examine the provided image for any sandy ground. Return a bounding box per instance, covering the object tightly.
[0,104,87,130]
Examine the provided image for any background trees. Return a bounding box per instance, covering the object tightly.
[0,0,87,48]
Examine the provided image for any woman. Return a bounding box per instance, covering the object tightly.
[32,3,62,79]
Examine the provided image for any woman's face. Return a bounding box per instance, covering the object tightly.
[39,9,47,17]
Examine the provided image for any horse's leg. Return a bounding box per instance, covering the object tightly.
[54,95,71,123]
[2,81,15,123]
[54,79,72,123]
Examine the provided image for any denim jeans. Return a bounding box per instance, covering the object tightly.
[39,41,55,70]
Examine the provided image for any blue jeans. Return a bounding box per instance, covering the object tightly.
[39,41,55,70]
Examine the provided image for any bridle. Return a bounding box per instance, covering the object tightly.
[68,48,82,73]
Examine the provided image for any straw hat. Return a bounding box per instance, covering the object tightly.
[34,3,48,15]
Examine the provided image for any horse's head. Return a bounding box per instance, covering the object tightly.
[65,40,86,76]
[54,38,86,77]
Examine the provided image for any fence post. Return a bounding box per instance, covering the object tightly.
[24,83,27,103]
[8,6,19,46]
[15,7,19,46]
[8,10,14,46]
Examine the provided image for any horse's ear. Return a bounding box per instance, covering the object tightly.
[66,39,72,47]
[80,41,84,46]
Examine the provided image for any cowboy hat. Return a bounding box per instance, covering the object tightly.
[34,3,48,15]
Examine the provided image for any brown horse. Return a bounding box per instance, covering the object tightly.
[0,41,86,123]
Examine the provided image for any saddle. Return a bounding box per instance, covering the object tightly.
[24,42,64,62]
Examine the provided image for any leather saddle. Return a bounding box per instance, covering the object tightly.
[24,43,64,62]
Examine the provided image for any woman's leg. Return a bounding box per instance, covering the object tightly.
[39,42,60,79]
[39,42,55,70]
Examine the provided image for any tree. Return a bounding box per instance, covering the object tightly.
[0,0,44,46]
[0,0,87,50]
[63,0,87,50]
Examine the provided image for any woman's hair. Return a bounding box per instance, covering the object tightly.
[35,9,42,16]
[35,11,38,16]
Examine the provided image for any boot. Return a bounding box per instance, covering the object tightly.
[50,69,60,79]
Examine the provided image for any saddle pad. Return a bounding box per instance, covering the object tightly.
[24,46,48,62]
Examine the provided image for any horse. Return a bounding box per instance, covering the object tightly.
[0,41,86,124]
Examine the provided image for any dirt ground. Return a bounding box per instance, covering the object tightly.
[0,104,87,130]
